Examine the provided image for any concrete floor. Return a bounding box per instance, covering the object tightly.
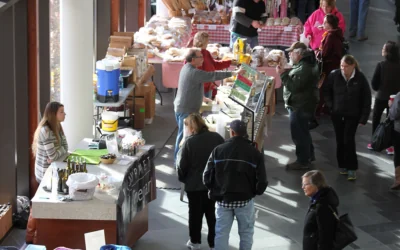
[2,0,400,249]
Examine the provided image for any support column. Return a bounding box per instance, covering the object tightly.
[60,0,94,147]
[111,0,120,34]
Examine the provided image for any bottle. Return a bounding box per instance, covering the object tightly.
[66,158,71,172]
[119,74,124,90]
[62,169,69,194]
[83,161,88,173]
[51,167,59,200]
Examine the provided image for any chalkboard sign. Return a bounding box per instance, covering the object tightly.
[116,147,155,244]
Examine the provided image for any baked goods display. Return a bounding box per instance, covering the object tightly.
[134,15,192,50]
[290,17,301,26]
[192,10,223,24]
[164,47,187,61]
[264,49,288,67]
[265,17,300,26]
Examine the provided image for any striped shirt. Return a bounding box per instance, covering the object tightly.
[34,126,68,182]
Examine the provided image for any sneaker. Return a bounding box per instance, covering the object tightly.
[367,143,373,150]
[186,240,201,250]
[347,171,357,181]
[286,161,311,170]
[339,168,348,175]
[387,147,394,155]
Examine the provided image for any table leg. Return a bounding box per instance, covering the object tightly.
[152,76,163,106]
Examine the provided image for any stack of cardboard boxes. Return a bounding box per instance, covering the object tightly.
[108,32,156,130]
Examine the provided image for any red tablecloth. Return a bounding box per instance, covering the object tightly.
[191,24,301,48]
[149,57,281,89]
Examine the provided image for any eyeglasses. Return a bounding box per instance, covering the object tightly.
[302,183,312,188]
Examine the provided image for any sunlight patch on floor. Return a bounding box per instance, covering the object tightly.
[264,150,290,165]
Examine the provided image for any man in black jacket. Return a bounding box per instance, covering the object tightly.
[203,120,268,250]
[230,0,267,48]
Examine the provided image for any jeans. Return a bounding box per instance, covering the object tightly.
[331,115,359,170]
[187,191,216,247]
[297,0,316,24]
[372,99,389,135]
[288,108,315,165]
[230,33,259,49]
[215,199,255,250]
[174,112,190,160]
[350,0,370,37]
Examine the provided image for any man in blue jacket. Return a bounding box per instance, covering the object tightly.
[203,120,268,250]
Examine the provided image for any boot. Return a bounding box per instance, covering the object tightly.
[25,208,37,244]
[390,167,400,190]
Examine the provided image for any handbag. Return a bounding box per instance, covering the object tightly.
[371,118,394,152]
[328,206,358,250]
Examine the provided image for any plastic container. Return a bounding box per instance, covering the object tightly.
[66,173,99,201]
[102,112,119,132]
[96,60,121,103]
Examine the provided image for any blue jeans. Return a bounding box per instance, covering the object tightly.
[215,199,255,250]
[174,112,189,160]
[230,33,259,49]
[350,0,370,37]
[297,0,316,24]
[288,108,315,165]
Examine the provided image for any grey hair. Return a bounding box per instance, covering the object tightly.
[293,47,307,56]
[185,48,201,62]
[302,170,329,189]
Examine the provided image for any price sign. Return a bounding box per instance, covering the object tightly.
[224,25,230,31]
[188,8,196,14]
[197,24,205,29]
[284,26,293,32]
[208,25,216,30]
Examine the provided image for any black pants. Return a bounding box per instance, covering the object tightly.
[372,99,389,135]
[394,130,400,167]
[187,191,216,247]
[331,115,359,170]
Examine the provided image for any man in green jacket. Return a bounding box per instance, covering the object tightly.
[276,42,319,170]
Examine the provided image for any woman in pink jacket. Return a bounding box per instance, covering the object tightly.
[304,0,346,51]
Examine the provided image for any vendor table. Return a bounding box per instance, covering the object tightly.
[148,57,282,91]
[191,24,302,48]
[31,139,156,249]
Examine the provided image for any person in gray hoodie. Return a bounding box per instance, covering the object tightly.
[389,92,400,190]
[173,48,244,161]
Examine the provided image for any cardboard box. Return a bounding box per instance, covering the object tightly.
[134,83,156,119]
[109,43,127,50]
[107,47,125,57]
[121,56,137,83]
[0,205,12,240]
[134,97,145,129]
[113,32,135,43]
[137,65,155,86]
[110,35,133,48]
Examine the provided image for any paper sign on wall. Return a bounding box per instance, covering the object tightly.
[85,230,106,250]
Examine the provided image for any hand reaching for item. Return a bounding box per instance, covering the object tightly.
[251,20,261,29]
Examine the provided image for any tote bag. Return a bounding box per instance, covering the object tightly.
[329,206,358,250]
[371,118,394,152]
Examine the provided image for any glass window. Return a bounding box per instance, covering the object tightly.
[50,0,60,101]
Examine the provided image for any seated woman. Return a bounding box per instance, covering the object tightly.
[302,170,339,250]
[316,14,344,116]
[304,0,346,51]
[193,31,231,100]
[176,113,225,250]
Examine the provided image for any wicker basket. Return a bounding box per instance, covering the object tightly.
[100,158,116,164]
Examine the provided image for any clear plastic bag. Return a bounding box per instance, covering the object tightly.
[66,173,99,201]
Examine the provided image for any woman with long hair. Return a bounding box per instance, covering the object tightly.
[193,31,231,100]
[368,41,400,154]
[32,101,68,183]
[304,0,346,51]
[324,55,371,181]
[176,113,224,250]
[302,170,339,250]
[316,14,344,116]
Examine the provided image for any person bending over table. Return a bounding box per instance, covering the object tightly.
[230,0,267,49]
[173,48,244,161]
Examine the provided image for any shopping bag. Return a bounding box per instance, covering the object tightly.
[371,118,394,152]
[329,206,358,250]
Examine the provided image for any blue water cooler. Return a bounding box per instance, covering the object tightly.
[96,60,120,103]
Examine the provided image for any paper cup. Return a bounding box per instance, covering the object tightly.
[390,95,396,101]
